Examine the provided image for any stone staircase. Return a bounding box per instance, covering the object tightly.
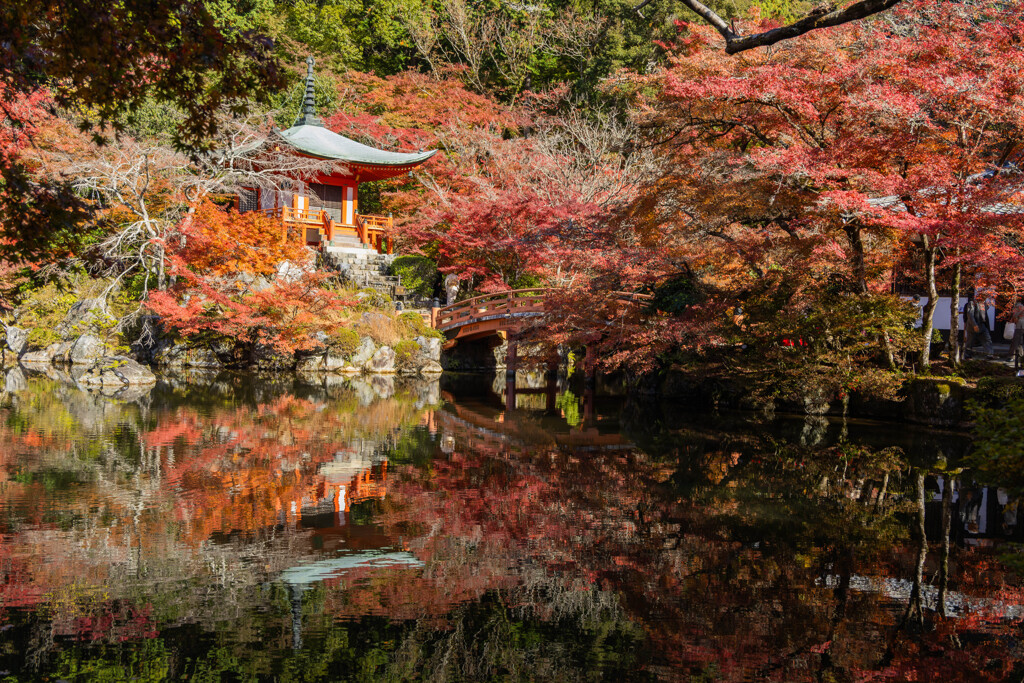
[322,239,404,298]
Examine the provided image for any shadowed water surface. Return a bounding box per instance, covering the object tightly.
[0,371,1020,681]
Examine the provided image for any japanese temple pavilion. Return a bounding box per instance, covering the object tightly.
[238,58,435,254]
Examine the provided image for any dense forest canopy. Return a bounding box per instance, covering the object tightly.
[1,0,1022,387]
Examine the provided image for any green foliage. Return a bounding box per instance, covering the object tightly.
[15,277,132,354]
[1,0,286,151]
[968,395,1024,492]
[746,288,920,365]
[329,326,361,357]
[112,97,188,143]
[750,0,812,21]
[258,0,780,102]
[394,339,420,368]
[399,310,442,339]
[509,272,545,290]
[15,283,77,348]
[266,68,339,129]
[390,255,438,299]
[55,638,170,682]
[555,390,582,426]
[972,376,1024,408]
[355,288,393,311]
[650,275,700,315]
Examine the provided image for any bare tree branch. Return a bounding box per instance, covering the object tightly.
[639,0,903,54]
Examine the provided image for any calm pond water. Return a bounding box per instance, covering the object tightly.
[0,370,1020,681]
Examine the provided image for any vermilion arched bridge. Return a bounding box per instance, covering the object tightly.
[430,288,651,340]
[429,288,651,375]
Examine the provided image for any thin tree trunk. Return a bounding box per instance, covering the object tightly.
[938,476,953,618]
[948,258,961,368]
[844,220,896,367]
[845,220,869,295]
[157,243,166,290]
[919,237,939,369]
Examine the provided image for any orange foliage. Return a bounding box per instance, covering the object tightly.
[174,200,308,279]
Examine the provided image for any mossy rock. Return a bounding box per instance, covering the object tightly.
[328,327,361,358]
[393,339,419,370]
[904,377,967,426]
[399,311,442,339]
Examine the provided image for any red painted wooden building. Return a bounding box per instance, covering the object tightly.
[239,58,435,253]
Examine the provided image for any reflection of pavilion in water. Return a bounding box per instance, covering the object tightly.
[293,438,390,549]
[283,439,400,650]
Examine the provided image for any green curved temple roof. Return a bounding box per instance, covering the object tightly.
[277,125,436,167]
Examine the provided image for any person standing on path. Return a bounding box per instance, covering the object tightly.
[1010,301,1024,367]
[964,289,994,358]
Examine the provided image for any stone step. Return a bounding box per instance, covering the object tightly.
[324,245,379,255]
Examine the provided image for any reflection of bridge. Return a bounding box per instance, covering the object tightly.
[437,390,634,455]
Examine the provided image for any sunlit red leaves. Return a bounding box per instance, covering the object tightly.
[146,201,353,354]
[169,200,309,280]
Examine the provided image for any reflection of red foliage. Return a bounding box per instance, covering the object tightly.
[0,389,423,625]
[71,603,158,643]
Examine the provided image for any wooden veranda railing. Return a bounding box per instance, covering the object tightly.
[258,206,325,224]
[355,214,394,254]
[257,207,394,254]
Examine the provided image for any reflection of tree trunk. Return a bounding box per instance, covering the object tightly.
[818,546,853,681]
[289,584,304,651]
[875,471,889,510]
[938,476,953,618]
[903,471,927,629]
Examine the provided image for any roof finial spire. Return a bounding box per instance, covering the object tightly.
[293,56,323,128]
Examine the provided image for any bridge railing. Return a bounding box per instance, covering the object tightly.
[432,289,550,332]
[432,288,654,334]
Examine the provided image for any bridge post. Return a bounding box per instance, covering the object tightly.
[505,339,518,380]
[504,338,518,411]
[544,351,559,413]
[505,377,516,412]
[582,384,595,426]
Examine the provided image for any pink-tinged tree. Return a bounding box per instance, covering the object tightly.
[622,0,1024,373]
[0,86,89,294]
[621,22,920,372]
[857,0,1024,367]
[324,72,657,294]
[665,0,904,55]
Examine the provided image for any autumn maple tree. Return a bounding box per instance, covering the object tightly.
[594,0,1024,374]
[146,201,351,357]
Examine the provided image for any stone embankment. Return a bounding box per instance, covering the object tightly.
[6,299,157,391]
[3,298,444,391]
[151,334,443,376]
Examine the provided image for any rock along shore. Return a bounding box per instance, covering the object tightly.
[3,298,444,389]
